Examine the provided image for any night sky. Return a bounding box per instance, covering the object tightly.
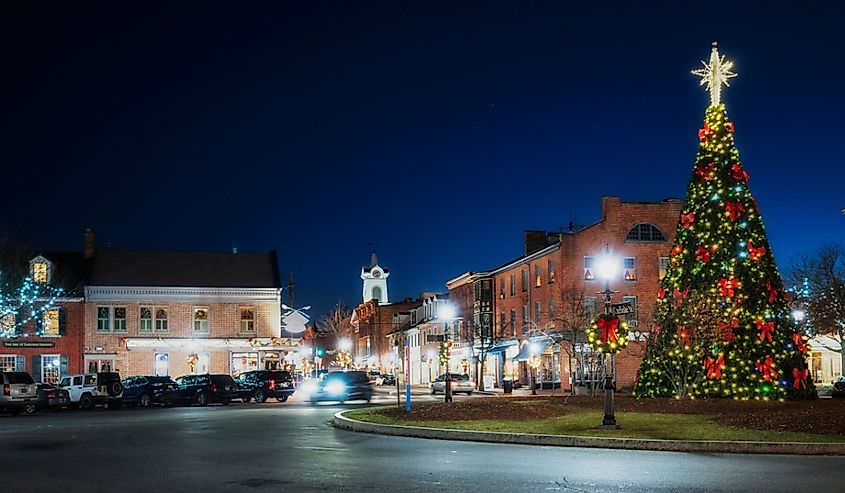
[4,2,844,316]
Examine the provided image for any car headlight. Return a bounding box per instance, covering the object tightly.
[326,381,346,394]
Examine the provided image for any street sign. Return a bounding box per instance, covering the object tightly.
[426,334,447,342]
[610,302,634,315]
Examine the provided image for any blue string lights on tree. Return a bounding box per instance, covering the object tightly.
[633,43,816,400]
[0,274,64,338]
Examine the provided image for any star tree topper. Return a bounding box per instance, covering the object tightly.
[691,41,737,106]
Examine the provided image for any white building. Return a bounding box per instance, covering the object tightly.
[807,335,843,384]
[361,252,389,305]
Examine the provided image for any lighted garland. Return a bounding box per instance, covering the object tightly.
[587,313,629,354]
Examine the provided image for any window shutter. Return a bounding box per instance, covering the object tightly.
[60,355,69,378]
[32,356,42,383]
[16,355,25,372]
[58,308,67,335]
[36,313,43,335]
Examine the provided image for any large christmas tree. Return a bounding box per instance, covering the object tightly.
[634,43,816,400]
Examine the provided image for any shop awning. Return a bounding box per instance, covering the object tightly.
[488,339,519,353]
[513,339,550,362]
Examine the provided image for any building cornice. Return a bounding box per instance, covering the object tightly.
[84,286,281,303]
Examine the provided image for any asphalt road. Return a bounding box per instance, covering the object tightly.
[2,393,844,493]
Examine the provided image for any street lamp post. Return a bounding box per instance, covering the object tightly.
[596,245,620,430]
[439,304,457,403]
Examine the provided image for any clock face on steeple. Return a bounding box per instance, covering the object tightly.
[372,269,381,278]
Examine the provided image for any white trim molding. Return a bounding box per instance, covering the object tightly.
[85,286,281,303]
[124,337,300,352]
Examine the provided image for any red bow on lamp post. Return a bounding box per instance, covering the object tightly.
[756,319,775,342]
[597,317,619,344]
[792,368,809,390]
[792,333,808,353]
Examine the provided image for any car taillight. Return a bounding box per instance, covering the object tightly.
[210,383,218,393]
[46,390,56,398]
[268,379,275,389]
[3,384,9,396]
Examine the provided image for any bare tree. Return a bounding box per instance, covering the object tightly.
[790,244,845,377]
[316,303,354,336]
[463,317,508,390]
[549,282,601,395]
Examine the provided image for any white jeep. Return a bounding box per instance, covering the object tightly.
[59,372,123,410]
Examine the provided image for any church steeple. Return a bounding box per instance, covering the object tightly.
[361,252,389,305]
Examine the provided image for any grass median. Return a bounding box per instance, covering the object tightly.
[343,396,845,444]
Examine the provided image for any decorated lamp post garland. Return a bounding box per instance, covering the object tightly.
[587,313,629,354]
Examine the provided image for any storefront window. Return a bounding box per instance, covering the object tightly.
[231,352,258,376]
[154,353,169,376]
[41,355,61,384]
[86,358,115,373]
[0,355,17,372]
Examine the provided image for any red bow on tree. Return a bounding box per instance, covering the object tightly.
[725,201,745,221]
[719,278,740,298]
[695,162,717,183]
[718,319,740,342]
[704,355,725,380]
[731,162,750,182]
[756,319,775,342]
[755,357,778,382]
[792,368,809,390]
[747,241,765,261]
[672,244,684,257]
[677,326,690,346]
[792,333,808,353]
[597,317,619,344]
[657,288,666,300]
[681,212,695,229]
[695,245,712,263]
[673,288,689,308]
[698,124,713,142]
[727,122,735,133]
[766,281,779,303]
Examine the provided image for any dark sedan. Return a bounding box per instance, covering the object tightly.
[122,375,178,408]
[36,383,70,411]
[235,370,295,403]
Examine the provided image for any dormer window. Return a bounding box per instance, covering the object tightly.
[30,256,52,283]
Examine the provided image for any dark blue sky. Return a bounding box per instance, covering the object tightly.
[4,2,844,315]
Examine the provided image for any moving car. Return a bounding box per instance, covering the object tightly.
[430,374,475,395]
[235,370,295,403]
[380,373,396,386]
[310,371,373,404]
[833,375,845,398]
[122,375,178,408]
[36,383,70,411]
[160,374,238,406]
[59,372,124,410]
[1,371,38,415]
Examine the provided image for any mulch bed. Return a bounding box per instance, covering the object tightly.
[377,396,845,436]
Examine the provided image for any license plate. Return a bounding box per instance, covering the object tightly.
[20,388,27,393]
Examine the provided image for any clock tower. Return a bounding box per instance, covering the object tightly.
[361,251,389,305]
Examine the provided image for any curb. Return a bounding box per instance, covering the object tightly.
[332,411,845,456]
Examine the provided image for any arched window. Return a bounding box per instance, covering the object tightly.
[371,286,382,301]
[625,223,667,242]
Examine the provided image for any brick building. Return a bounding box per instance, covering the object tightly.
[83,247,284,377]
[352,297,420,371]
[448,196,682,390]
[0,250,89,383]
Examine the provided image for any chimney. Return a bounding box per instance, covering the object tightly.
[84,229,97,258]
[601,196,621,219]
[524,230,548,256]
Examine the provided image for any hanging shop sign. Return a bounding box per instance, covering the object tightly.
[4,341,56,348]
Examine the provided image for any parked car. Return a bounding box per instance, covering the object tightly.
[367,370,382,384]
[833,376,845,398]
[1,371,38,415]
[59,372,124,410]
[36,383,70,411]
[430,374,475,395]
[380,373,396,386]
[235,370,295,403]
[160,374,238,406]
[122,376,178,408]
[310,371,373,404]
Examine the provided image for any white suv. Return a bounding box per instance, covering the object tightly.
[59,372,124,410]
[1,371,38,415]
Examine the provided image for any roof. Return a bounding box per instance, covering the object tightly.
[89,249,280,288]
[0,250,91,295]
